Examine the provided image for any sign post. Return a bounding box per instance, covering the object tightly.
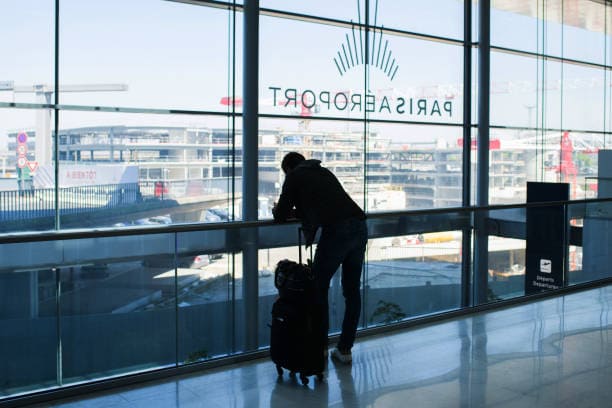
[525,182,569,295]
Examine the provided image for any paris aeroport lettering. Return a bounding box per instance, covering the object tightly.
[269,87,453,118]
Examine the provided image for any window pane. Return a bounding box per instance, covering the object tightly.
[563,0,605,64]
[0,249,57,394]
[562,64,604,132]
[59,233,177,384]
[60,0,233,111]
[260,0,364,22]
[177,231,234,363]
[542,59,563,131]
[371,0,463,40]
[2,108,56,233]
[487,236,526,301]
[581,200,612,283]
[368,36,462,125]
[0,1,54,104]
[260,16,364,120]
[55,111,237,229]
[488,129,528,204]
[259,118,365,218]
[367,123,462,211]
[365,232,462,327]
[491,0,538,53]
[490,52,538,128]
[544,0,563,58]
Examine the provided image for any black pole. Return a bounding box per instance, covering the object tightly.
[242,0,259,351]
[461,0,473,308]
[474,0,490,305]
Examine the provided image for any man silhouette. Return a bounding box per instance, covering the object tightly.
[273,152,367,363]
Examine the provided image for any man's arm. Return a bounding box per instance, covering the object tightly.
[272,178,295,222]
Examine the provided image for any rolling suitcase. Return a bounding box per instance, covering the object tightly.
[270,229,325,385]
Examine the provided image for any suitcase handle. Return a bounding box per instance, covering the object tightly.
[298,227,313,265]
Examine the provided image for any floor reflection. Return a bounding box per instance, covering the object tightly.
[47,285,611,408]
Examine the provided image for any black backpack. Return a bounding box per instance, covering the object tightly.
[274,259,315,303]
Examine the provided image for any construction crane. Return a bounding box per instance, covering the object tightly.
[1,82,128,168]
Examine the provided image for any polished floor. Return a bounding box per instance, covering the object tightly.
[39,285,611,408]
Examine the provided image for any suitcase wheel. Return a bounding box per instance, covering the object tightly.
[299,373,309,385]
[276,365,283,377]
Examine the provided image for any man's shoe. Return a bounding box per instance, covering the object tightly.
[331,347,352,364]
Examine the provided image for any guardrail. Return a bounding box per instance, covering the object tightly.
[0,198,611,406]
[0,177,239,223]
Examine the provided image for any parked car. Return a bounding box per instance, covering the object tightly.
[148,215,172,225]
[203,207,230,223]
[188,254,211,269]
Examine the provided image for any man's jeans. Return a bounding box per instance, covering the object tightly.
[313,217,368,351]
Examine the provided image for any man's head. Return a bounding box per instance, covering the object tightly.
[281,152,305,174]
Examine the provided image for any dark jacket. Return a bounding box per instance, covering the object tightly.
[273,160,365,245]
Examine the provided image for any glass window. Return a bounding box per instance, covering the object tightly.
[0,257,57,394]
[486,236,525,301]
[368,36,463,125]
[59,0,234,111]
[562,63,605,132]
[260,117,366,219]
[563,0,605,64]
[176,232,235,363]
[541,59,563,131]
[490,51,538,128]
[260,0,364,22]
[543,0,563,58]
[1,108,56,233]
[54,111,237,229]
[59,233,177,384]
[371,0,463,40]
[365,232,462,327]
[260,15,364,120]
[366,123,463,211]
[0,0,54,104]
[491,0,537,53]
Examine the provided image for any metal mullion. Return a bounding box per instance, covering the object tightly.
[174,233,179,366]
[362,0,370,332]
[604,1,608,143]
[53,0,62,388]
[230,0,237,355]
[461,0,473,308]
[473,0,490,306]
[54,0,60,232]
[242,0,259,352]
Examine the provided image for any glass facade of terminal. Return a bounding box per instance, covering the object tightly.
[1,0,612,401]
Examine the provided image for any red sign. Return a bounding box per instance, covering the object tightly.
[457,138,501,150]
[27,161,38,173]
